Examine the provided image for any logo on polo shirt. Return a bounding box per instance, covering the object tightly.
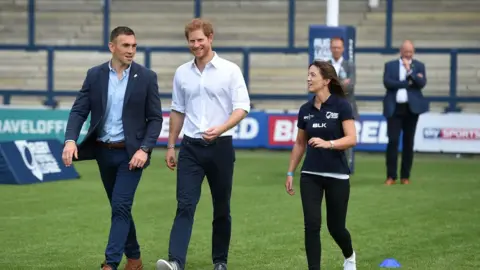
[303,114,314,120]
[313,123,326,128]
[326,111,339,119]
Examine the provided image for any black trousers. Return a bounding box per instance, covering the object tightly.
[167,135,235,269]
[386,103,419,180]
[300,173,353,270]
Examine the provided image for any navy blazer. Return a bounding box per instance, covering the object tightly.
[382,58,429,118]
[64,61,163,166]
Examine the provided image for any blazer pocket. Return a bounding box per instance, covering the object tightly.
[136,130,146,139]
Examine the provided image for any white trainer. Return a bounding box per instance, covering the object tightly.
[343,251,357,270]
[156,259,180,270]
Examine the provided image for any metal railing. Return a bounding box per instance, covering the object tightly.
[0,0,479,111]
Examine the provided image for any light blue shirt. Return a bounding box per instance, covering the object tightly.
[98,62,130,142]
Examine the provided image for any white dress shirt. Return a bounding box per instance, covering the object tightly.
[171,52,251,138]
[396,58,412,103]
[331,56,343,77]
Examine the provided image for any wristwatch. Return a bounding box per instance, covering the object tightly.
[167,144,175,149]
[140,146,152,153]
[329,141,335,150]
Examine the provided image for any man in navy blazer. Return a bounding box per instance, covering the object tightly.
[382,40,427,186]
[62,26,163,270]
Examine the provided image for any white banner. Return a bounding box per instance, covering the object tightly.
[414,112,480,154]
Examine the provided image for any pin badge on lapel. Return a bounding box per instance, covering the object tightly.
[134,74,138,78]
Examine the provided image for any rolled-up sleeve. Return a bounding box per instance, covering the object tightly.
[230,65,251,113]
[170,70,185,113]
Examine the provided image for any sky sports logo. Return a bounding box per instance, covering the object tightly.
[423,128,480,140]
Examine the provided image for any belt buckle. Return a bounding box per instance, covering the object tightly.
[201,138,216,146]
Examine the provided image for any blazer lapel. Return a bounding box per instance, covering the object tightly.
[393,61,400,81]
[123,62,138,109]
[100,62,110,114]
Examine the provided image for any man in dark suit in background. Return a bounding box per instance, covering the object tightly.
[328,37,358,168]
[62,26,163,270]
[382,40,428,186]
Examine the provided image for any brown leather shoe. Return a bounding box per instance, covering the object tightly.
[384,178,396,185]
[124,258,143,270]
[401,178,410,185]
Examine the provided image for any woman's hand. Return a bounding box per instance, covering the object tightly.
[308,137,331,149]
[285,176,295,196]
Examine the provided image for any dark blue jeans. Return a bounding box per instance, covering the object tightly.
[168,135,235,269]
[96,147,143,270]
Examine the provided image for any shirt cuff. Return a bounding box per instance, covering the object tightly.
[233,103,251,113]
[170,105,185,113]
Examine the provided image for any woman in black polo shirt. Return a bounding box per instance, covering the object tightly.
[285,60,357,270]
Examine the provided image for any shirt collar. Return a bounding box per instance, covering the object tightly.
[190,51,220,69]
[308,94,335,109]
[331,56,343,65]
[108,60,131,76]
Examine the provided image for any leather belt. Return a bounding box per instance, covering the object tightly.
[96,141,126,149]
[183,135,232,146]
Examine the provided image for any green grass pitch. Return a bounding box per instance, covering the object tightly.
[1,150,479,269]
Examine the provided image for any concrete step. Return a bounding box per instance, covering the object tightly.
[365,11,480,21]
[5,51,480,68]
[0,11,98,22]
[107,0,369,13]
[64,25,479,43]
[357,25,480,34]
[374,0,480,12]
[9,74,474,93]
[0,36,410,48]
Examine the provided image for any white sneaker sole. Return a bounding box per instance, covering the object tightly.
[156,259,174,270]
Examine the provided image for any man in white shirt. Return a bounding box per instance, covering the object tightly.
[156,18,250,270]
[382,40,428,185]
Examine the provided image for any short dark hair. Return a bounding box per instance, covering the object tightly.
[110,26,135,42]
[330,37,344,45]
[309,60,346,98]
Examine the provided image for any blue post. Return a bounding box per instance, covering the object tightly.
[103,0,110,47]
[3,94,11,105]
[445,50,461,112]
[242,48,250,91]
[385,0,393,49]
[144,47,151,69]
[288,0,295,48]
[28,0,35,48]
[43,47,58,108]
[194,0,202,18]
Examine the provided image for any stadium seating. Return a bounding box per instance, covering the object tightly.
[0,0,479,112]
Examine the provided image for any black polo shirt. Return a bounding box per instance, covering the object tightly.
[297,94,354,175]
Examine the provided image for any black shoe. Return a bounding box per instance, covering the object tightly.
[214,262,227,270]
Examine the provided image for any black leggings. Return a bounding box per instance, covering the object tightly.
[300,173,354,270]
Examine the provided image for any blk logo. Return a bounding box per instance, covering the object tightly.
[313,123,326,128]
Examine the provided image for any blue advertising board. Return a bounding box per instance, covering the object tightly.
[308,25,356,63]
[0,139,80,185]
